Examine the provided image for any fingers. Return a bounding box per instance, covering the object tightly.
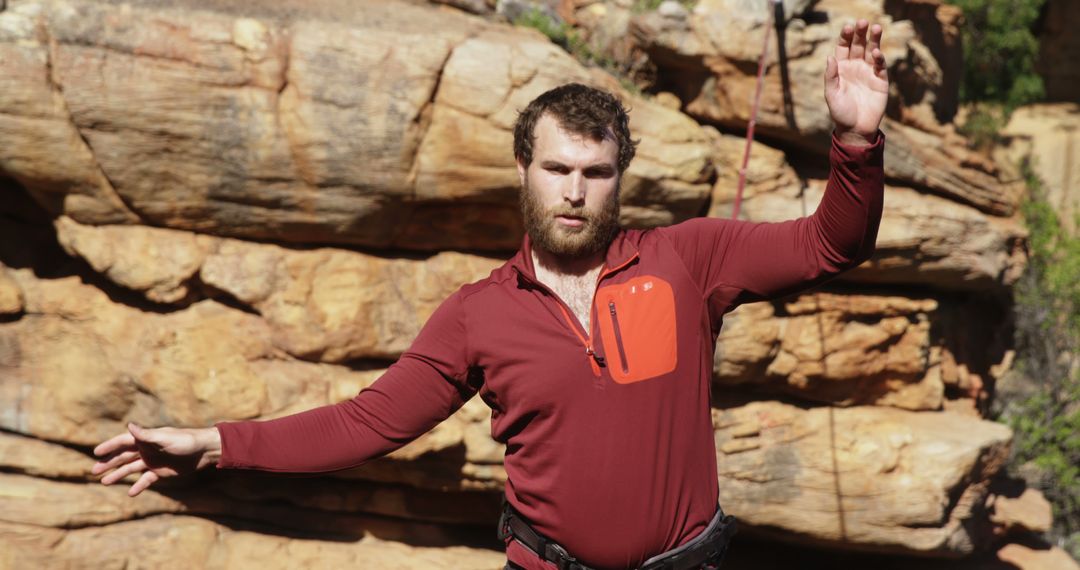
[867,23,882,62]
[129,471,160,497]
[872,47,887,79]
[91,450,140,476]
[836,23,853,59]
[93,431,136,457]
[127,422,159,443]
[849,19,869,60]
[101,458,147,486]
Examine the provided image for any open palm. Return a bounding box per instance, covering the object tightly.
[825,20,888,141]
[92,423,218,497]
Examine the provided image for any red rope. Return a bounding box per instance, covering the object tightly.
[732,0,777,220]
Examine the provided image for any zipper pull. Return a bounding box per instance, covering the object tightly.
[585,346,606,367]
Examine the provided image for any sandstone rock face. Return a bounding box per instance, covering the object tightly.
[709,148,1027,290]
[0,262,505,489]
[0,2,139,225]
[0,249,1018,560]
[0,0,1048,567]
[0,431,96,480]
[54,216,504,361]
[55,216,215,304]
[714,401,1012,556]
[621,0,1022,215]
[881,119,1024,216]
[989,487,1053,537]
[627,0,912,141]
[997,543,1080,570]
[0,268,22,314]
[0,0,714,251]
[1004,103,1080,234]
[716,291,1011,411]
[716,294,943,410]
[0,514,505,570]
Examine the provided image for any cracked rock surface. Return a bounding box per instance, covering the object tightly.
[0,0,1064,567]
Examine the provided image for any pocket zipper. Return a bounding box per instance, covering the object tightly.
[608,301,630,374]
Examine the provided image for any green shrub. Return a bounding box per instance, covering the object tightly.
[946,0,1047,112]
[957,104,1006,152]
[513,7,641,94]
[632,0,697,13]
[1000,164,1080,559]
[513,8,593,62]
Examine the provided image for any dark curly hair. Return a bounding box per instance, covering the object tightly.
[513,83,638,173]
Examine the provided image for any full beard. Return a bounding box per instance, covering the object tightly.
[520,177,621,260]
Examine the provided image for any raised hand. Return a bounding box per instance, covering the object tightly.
[92,423,221,497]
[825,20,889,146]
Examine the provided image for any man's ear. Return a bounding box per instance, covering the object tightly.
[515,158,527,187]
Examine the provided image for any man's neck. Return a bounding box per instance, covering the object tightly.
[531,247,605,278]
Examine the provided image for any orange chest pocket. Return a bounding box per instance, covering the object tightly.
[595,276,678,384]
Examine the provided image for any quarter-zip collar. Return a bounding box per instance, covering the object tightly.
[510,229,641,377]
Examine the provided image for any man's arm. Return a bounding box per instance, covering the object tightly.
[93,289,474,495]
[660,20,888,304]
[216,341,475,472]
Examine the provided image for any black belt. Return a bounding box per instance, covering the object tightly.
[498,501,737,570]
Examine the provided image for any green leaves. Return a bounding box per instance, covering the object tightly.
[947,0,1047,111]
[1003,163,1080,559]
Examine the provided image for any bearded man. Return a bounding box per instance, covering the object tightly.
[92,19,890,570]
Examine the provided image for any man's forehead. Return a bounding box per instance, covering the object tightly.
[532,114,618,163]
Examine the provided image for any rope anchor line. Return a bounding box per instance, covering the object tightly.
[732,0,779,220]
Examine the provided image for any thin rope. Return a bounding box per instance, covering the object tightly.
[732,0,777,220]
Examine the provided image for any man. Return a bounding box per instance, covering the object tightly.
[93,20,889,570]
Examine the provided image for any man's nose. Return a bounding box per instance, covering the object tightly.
[564,172,585,205]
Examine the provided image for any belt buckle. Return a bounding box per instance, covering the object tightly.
[496,504,512,541]
[548,543,576,570]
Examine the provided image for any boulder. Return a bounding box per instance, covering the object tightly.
[998,543,1080,570]
[0,431,93,480]
[54,216,505,360]
[715,294,944,410]
[715,290,1010,410]
[714,400,1013,556]
[0,472,187,528]
[55,216,215,304]
[881,119,1025,216]
[989,485,1054,539]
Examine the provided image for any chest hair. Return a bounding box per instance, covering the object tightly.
[537,269,600,332]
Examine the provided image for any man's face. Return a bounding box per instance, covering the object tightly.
[517,113,621,260]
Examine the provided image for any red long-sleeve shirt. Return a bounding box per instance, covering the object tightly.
[217,132,884,569]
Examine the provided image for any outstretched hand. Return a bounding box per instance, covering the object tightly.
[825,19,889,146]
[92,423,221,497]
